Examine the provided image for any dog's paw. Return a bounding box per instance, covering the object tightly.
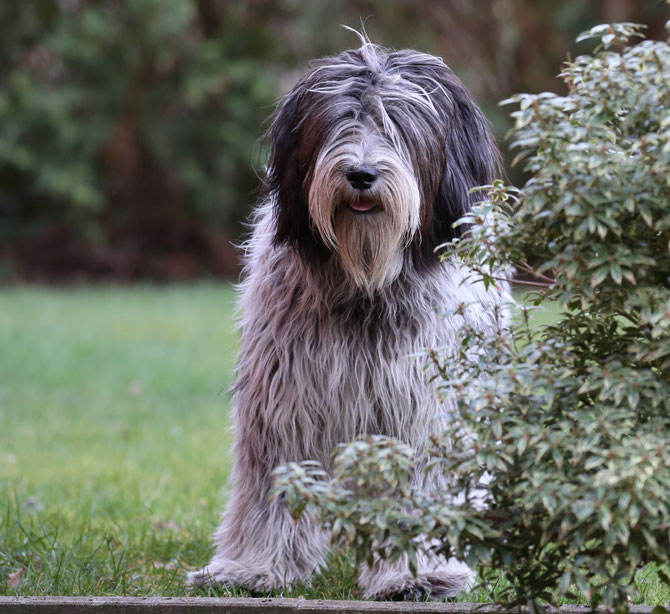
[418,566,475,600]
[187,557,293,593]
[368,575,433,601]
[187,566,224,589]
[360,558,474,601]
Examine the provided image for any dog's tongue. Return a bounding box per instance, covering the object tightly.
[350,200,376,212]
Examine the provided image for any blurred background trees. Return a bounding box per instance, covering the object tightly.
[0,0,667,282]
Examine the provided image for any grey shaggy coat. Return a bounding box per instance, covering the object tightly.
[189,37,505,600]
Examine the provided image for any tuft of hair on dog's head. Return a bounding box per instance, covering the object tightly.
[263,32,501,292]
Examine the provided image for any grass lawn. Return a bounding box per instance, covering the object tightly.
[0,283,361,598]
[0,284,667,604]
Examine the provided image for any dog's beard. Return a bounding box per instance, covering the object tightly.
[308,152,421,292]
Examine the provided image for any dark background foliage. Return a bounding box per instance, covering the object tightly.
[0,0,667,281]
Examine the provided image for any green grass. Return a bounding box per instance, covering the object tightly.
[0,283,364,598]
[0,285,667,604]
[0,284,238,596]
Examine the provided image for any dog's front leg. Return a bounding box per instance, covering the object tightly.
[357,403,475,601]
[357,474,474,601]
[188,371,329,593]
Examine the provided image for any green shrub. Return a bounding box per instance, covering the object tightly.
[275,23,670,612]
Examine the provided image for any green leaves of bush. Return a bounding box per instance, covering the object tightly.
[274,23,670,612]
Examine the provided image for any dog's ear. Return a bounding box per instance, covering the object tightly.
[264,84,328,260]
[431,83,501,248]
[264,86,311,247]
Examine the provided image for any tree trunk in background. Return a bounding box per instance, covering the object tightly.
[601,0,635,21]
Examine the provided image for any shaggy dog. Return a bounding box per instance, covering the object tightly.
[189,35,505,600]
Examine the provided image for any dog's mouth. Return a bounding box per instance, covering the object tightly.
[348,199,380,214]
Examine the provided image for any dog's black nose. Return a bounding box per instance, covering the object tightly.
[346,165,378,191]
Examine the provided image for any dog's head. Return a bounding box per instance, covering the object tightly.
[264,35,500,291]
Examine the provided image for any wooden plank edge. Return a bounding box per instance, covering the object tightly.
[0,597,665,614]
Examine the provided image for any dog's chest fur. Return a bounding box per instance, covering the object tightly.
[231,203,496,468]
